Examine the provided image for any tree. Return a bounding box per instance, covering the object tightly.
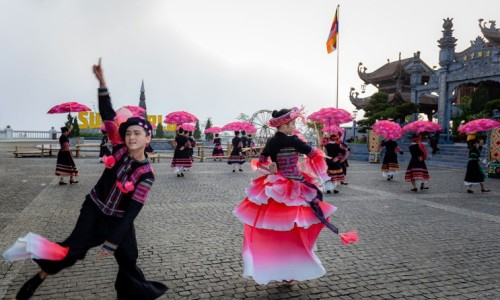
[194,121,201,140]
[72,118,80,137]
[357,92,418,129]
[155,123,164,138]
[357,92,392,128]
[65,113,80,137]
[470,83,489,114]
[236,113,251,121]
[204,117,213,141]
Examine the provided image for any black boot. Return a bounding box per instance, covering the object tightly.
[16,273,45,300]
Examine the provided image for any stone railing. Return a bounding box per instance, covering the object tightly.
[0,127,60,140]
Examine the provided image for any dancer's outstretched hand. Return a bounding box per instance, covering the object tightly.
[93,58,106,87]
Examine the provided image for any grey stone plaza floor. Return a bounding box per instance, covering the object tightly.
[1,153,500,299]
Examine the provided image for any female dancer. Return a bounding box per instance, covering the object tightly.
[233,108,357,285]
[99,129,111,163]
[228,131,245,172]
[14,59,167,300]
[379,139,402,181]
[338,131,350,185]
[55,124,78,185]
[171,128,192,177]
[187,131,196,162]
[212,133,224,161]
[404,134,430,191]
[323,133,347,194]
[464,139,490,193]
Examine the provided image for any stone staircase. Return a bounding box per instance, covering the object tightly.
[346,141,475,169]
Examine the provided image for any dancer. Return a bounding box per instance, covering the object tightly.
[247,134,256,155]
[338,131,350,185]
[323,133,347,194]
[233,107,357,285]
[464,139,490,193]
[429,132,440,155]
[171,128,192,177]
[13,59,167,300]
[228,131,245,172]
[212,133,224,161]
[404,134,430,191]
[187,131,196,163]
[55,124,78,185]
[379,138,402,181]
[99,129,111,163]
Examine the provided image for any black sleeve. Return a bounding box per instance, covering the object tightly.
[292,135,312,155]
[98,88,116,122]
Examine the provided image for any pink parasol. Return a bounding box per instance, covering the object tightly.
[321,124,344,135]
[402,120,442,133]
[164,111,198,125]
[179,123,196,131]
[372,120,403,140]
[458,118,500,134]
[222,121,254,132]
[204,126,223,134]
[243,123,257,134]
[47,102,91,114]
[122,105,146,117]
[308,107,353,125]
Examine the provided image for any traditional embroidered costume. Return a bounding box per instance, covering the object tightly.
[188,132,196,162]
[464,146,486,185]
[99,132,111,160]
[7,85,167,300]
[323,136,347,193]
[55,132,78,178]
[380,139,400,180]
[228,131,246,171]
[212,135,224,159]
[171,130,193,176]
[339,140,350,185]
[233,107,358,285]
[404,138,430,189]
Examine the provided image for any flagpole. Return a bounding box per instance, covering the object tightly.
[335,4,340,108]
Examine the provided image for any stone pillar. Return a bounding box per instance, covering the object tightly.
[437,72,451,142]
[49,126,57,140]
[6,126,13,140]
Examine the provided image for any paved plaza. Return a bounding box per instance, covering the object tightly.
[1,152,500,299]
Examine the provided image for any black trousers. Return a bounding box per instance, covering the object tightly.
[34,200,167,300]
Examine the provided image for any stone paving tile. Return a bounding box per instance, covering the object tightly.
[1,153,500,299]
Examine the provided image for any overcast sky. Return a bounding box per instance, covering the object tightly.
[1,0,498,130]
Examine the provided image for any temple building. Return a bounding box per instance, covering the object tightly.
[350,18,500,141]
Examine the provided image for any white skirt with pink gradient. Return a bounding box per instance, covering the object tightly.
[233,173,336,284]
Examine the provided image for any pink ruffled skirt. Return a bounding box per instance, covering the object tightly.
[233,173,336,284]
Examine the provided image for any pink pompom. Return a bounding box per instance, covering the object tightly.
[123,181,134,192]
[116,180,135,193]
[102,155,116,169]
[340,230,359,245]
